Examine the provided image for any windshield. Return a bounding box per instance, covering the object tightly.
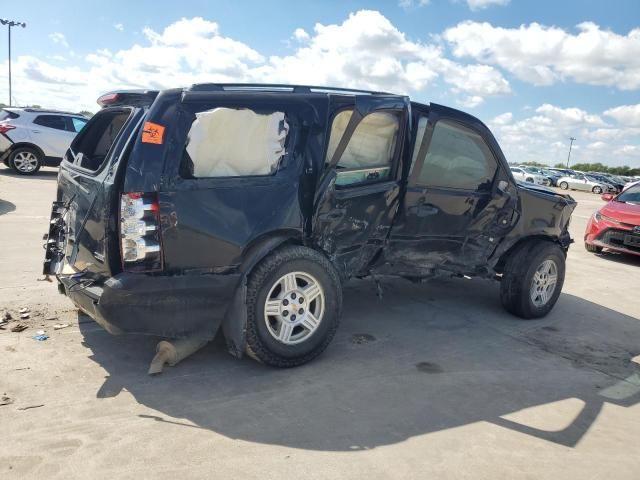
[617,184,640,204]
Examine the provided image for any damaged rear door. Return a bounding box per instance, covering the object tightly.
[380,103,519,276]
[312,95,410,277]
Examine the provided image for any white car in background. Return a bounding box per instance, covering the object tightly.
[0,108,88,175]
[509,166,550,186]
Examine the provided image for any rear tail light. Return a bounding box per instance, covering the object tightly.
[120,192,162,271]
[0,124,15,134]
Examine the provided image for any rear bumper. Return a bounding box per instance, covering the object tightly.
[60,271,241,337]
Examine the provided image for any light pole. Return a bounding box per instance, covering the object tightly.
[0,18,26,106]
[566,136,576,168]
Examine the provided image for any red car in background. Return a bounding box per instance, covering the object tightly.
[585,182,640,257]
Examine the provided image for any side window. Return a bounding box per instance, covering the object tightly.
[71,117,88,133]
[326,110,399,186]
[182,107,289,178]
[416,120,497,191]
[33,115,67,131]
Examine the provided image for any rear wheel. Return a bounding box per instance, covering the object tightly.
[245,246,342,367]
[592,186,603,194]
[9,147,41,175]
[559,181,569,190]
[585,243,603,253]
[500,241,566,319]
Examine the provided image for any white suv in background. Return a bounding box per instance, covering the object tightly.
[510,166,551,186]
[0,108,88,175]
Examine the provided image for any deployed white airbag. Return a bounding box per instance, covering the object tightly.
[327,110,399,169]
[186,108,288,177]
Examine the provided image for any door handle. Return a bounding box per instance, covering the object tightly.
[32,130,41,133]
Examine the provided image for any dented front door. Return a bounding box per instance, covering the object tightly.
[381,103,518,276]
[312,95,410,277]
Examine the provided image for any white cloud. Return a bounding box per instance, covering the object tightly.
[399,0,430,8]
[488,104,640,167]
[604,104,640,127]
[466,0,510,11]
[444,21,640,89]
[114,23,124,32]
[49,32,69,48]
[293,28,310,42]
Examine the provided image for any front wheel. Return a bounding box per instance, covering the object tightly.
[592,186,603,194]
[245,246,342,367]
[559,181,569,190]
[500,241,566,319]
[9,147,42,175]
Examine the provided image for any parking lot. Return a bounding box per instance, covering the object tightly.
[1,166,639,479]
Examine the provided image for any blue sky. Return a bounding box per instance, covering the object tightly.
[1,0,639,166]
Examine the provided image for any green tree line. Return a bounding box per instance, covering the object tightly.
[551,162,640,176]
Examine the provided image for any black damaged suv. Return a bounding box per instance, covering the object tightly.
[44,84,576,367]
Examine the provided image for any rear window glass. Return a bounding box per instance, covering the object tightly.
[181,107,289,178]
[68,110,130,172]
[0,109,19,121]
[71,117,88,133]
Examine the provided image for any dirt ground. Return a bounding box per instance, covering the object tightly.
[1,166,639,479]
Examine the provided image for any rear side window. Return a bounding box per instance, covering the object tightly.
[33,115,67,131]
[70,117,88,133]
[68,109,130,172]
[0,109,19,121]
[326,110,399,186]
[415,120,497,191]
[182,107,289,178]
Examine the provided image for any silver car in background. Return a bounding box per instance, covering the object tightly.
[557,173,616,194]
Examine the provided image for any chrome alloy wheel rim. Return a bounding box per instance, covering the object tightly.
[264,271,325,345]
[530,259,558,307]
[13,151,38,173]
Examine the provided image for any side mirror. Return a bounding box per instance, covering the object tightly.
[601,193,614,202]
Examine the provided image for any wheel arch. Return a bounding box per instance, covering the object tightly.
[7,142,46,160]
[493,235,563,274]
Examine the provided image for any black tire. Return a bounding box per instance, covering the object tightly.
[9,147,42,175]
[592,186,603,194]
[500,241,566,319]
[525,177,534,183]
[559,181,569,190]
[585,243,603,253]
[245,245,342,367]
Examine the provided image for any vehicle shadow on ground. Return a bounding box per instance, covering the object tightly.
[79,277,640,452]
[0,167,58,180]
[0,198,16,215]
[593,250,640,267]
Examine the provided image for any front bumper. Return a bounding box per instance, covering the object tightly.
[59,271,241,337]
[585,216,640,257]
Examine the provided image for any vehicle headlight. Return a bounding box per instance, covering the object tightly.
[594,211,621,224]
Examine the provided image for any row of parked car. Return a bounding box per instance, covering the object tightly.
[510,165,639,194]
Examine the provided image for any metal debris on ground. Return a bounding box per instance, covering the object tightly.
[17,404,44,411]
[32,334,49,341]
[1,395,13,406]
[20,313,30,320]
[53,323,69,330]
[11,324,28,333]
[19,307,29,314]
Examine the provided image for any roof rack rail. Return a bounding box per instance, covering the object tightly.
[22,108,85,115]
[187,83,394,96]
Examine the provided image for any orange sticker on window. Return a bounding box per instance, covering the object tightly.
[141,121,165,144]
